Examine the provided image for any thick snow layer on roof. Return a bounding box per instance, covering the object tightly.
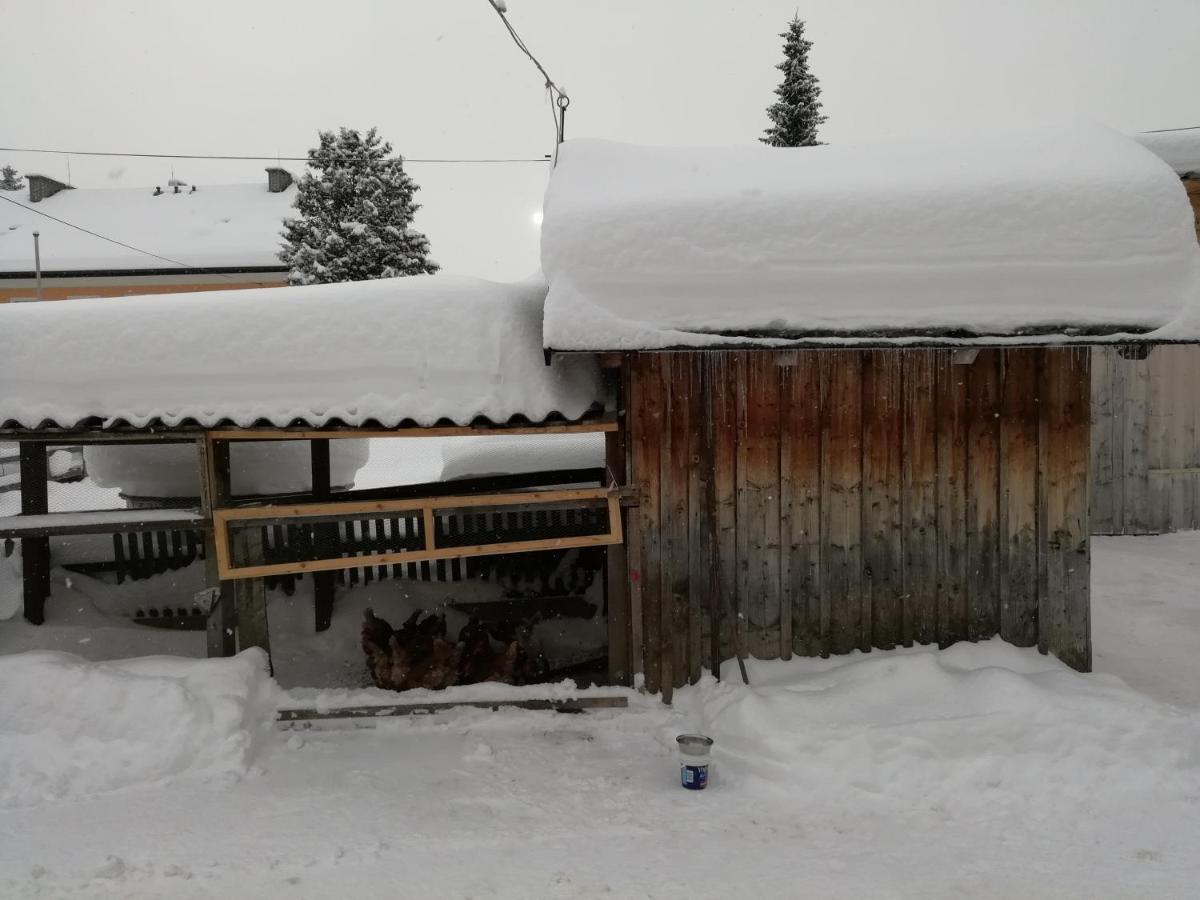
[541,127,1200,350]
[0,183,294,272]
[0,276,602,429]
[1134,130,1200,176]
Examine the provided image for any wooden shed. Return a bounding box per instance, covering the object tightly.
[542,127,1200,699]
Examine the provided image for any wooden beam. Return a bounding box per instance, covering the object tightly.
[277,695,629,721]
[232,528,271,673]
[0,511,205,540]
[19,443,49,625]
[201,436,236,657]
[206,419,618,441]
[310,438,336,633]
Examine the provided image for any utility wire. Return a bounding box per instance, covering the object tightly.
[484,0,570,162]
[0,146,551,163]
[0,192,240,276]
[1140,125,1200,134]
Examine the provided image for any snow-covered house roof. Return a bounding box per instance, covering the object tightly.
[0,181,294,275]
[1134,129,1200,178]
[541,126,1200,350]
[0,276,604,430]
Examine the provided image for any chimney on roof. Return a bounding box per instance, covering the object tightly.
[266,167,294,193]
[27,174,73,203]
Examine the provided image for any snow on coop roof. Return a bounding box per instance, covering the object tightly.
[541,126,1200,350]
[0,276,603,430]
[1134,129,1200,177]
[0,182,294,274]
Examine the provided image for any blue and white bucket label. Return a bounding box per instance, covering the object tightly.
[681,763,709,790]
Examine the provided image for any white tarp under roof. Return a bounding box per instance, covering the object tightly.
[0,276,603,430]
[540,126,1200,350]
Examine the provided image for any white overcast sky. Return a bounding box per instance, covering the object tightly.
[2,0,1198,279]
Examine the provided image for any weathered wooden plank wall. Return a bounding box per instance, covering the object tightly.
[1091,345,1200,535]
[625,347,1092,699]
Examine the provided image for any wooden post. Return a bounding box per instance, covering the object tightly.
[233,527,272,673]
[604,363,632,686]
[310,438,336,632]
[197,438,235,657]
[19,442,50,625]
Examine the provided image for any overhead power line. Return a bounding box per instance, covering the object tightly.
[1140,125,1200,134]
[0,146,551,164]
[0,192,239,276]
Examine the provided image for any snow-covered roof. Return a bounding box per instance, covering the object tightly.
[0,276,604,430]
[0,182,294,273]
[541,126,1200,350]
[1134,129,1200,177]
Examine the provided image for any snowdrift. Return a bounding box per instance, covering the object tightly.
[670,640,1200,816]
[542,126,1200,349]
[0,275,603,429]
[0,650,277,807]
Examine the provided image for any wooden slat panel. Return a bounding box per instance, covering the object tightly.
[735,353,753,660]
[966,350,1002,641]
[1039,348,1092,671]
[1121,352,1153,533]
[999,349,1040,647]
[699,354,721,674]
[823,351,864,656]
[710,353,741,669]
[936,353,969,647]
[660,354,691,694]
[685,355,707,680]
[862,349,903,651]
[632,354,663,695]
[782,352,822,657]
[901,351,938,646]
[1089,347,1117,535]
[605,387,631,685]
[741,353,782,660]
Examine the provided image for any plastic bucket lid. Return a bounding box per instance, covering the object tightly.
[676,734,714,756]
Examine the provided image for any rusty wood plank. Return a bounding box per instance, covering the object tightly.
[822,351,864,656]
[902,351,938,646]
[685,354,707,681]
[936,352,969,647]
[999,349,1040,647]
[966,350,1002,642]
[782,351,822,657]
[711,353,740,671]
[1039,348,1092,671]
[862,350,903,651]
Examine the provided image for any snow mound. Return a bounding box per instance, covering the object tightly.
[1135,129,1200,176]
[671,640,1200,816]
[440,432,605,481]
[0,275,603,429]
[0,649,278,808]
[542,126,1200,349]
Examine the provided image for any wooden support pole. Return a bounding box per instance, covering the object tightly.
[310,438,336,632]
[201,436,236,657]
[19,442,50,625]
[233,527,272,673]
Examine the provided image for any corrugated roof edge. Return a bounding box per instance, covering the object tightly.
[0,407,613,436]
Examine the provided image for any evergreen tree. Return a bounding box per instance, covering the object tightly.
[761,16,827,147]
[0,165,24,191]
[279,128,438,285]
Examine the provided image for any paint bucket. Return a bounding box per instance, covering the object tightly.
[677,734,714,790]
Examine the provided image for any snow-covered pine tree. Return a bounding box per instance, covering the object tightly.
[279,128,439,285]
[760,16,827,148]
[0,165,24,191]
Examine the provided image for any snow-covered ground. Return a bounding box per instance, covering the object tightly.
[2,533,1200,898]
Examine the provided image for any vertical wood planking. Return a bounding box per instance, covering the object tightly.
[822,351,864,656]
[1039,348,1092,671]
[998,349,1041,647]
[741,354,782,660]
[861,350,903,651]
[660,353,692,693]
[901,351,939,646]
[1089,348,1116,535]
[685,355,707,680]
[966,351,1002,642]
[935,352,969,647]
[711,353,741,669]
[699,354,722,675]
[777,355,795,659]
[631,354,663,695]
[605,364,631,684]
[782,352,823,657]
[1122,353,1152,534]
[734,352,754,661]
[622,357,645,682]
